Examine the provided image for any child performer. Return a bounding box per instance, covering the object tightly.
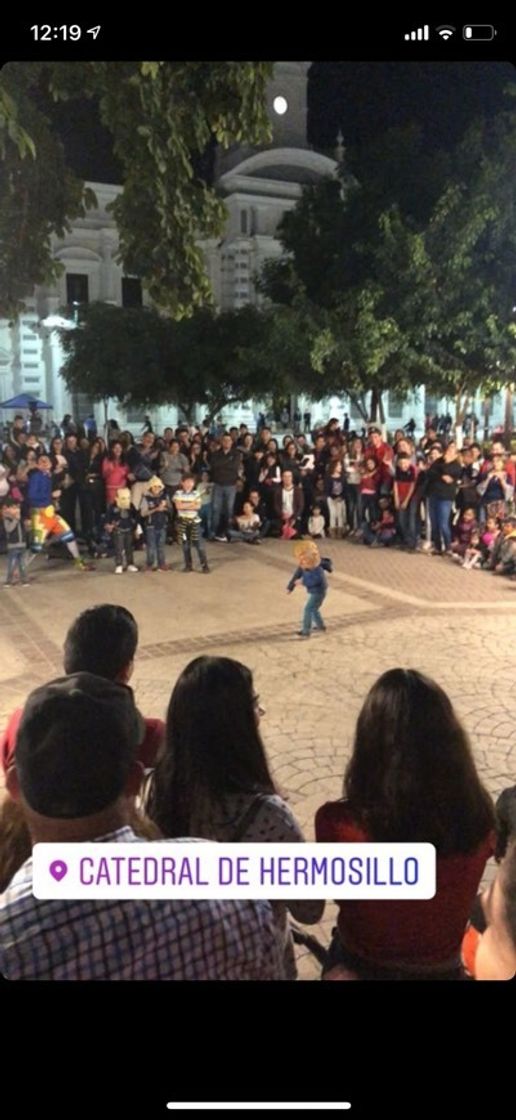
[105,487,140,574]
[27,454,94,572]
[287,540,328,639]
[173,473,210,573]
[2,501,29,587]
[140,476,170,571]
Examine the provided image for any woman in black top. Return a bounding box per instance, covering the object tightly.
[85,438,106,538]
[426,441,462,554]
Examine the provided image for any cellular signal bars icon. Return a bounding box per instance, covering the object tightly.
[404,25,429,40]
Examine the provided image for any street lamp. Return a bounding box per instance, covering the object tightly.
[39,313,76,331]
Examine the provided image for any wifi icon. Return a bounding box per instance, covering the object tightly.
[436,25,456,39]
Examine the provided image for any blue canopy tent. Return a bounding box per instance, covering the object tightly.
[0,393,53,409]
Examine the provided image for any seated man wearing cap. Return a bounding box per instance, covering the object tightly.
[0,605,164,890]
[0,672,285,980]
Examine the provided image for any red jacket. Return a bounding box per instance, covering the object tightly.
[1,708,164,775]
[315,799,493,967]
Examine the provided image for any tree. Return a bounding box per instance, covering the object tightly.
[260,101,516,428]
[59,302,279,422]
[0,61,272,319]
[0,64,95,319]
[59,303,171,423]
[416,109,516,432]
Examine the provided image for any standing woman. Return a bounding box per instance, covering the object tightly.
[85,437,107,541]
[147,655,323,978]
[426,439,462,554]
[343,436,364,534]
[102,440,129,508]
[315,669,495,979]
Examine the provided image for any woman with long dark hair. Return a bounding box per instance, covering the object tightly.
[101,439,129,508]
[148,655,323,977]
[85,437,107,539]
[316,668,495,980]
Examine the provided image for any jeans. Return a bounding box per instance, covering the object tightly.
[227,529,260,542]
[360,493,377,528]
[428,496,453,551]
[145,524,166,567]
[327,497,346,529]
[396,505,416,548]
[211,484,236,537]
[114,528,134,567]
[199,504,213,540]
[345,484,360,530]
[179,518,207,568]
[6,548,27,583]
[302,591,326,634]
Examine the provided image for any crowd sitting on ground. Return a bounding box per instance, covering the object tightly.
[1,410,515,582]
[0,602,515,981]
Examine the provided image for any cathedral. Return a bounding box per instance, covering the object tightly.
[0,63,507,435]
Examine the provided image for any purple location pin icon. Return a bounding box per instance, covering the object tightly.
[49,860,68,882]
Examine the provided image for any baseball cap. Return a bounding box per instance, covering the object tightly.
[16,673,144,818]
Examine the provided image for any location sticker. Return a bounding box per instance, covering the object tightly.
[49,860,68,882]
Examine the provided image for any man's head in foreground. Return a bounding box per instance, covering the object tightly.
[7,673,143,840]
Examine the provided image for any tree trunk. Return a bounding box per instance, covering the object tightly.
[370,387,379,422]
[504,384,514,451]
[482,397,491,446]
[378,392,385,426]
[179,403,195,425]
[347,393,368,422]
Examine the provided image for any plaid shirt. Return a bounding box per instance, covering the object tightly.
[0,828,285,981]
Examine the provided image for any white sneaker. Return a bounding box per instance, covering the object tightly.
[127,564,139,573]
[115,565,123,574]
[214,535,228,542]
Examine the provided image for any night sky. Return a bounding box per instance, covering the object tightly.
[49,60,515,183]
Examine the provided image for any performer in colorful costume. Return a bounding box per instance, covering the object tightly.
[27,455,93,571]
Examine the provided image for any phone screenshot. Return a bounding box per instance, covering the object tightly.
[0,15,515,1117]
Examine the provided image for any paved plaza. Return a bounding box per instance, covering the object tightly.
[1,539,515,978]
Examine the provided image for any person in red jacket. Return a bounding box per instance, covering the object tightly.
[0,604,164,890]
[315,668,495,980]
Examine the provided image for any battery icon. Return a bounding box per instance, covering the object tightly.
[463,25,496,40]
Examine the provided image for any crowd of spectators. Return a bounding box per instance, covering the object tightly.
[2,412,515,578]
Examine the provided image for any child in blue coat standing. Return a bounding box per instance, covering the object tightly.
[287,541,328,638]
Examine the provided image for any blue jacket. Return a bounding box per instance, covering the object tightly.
[287,564,327,594]
[27,470,52,508]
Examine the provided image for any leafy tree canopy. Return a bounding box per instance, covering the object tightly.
[59,302,279,423]
[0,60,273,319]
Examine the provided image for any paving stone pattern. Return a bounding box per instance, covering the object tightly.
[1,539,515,979]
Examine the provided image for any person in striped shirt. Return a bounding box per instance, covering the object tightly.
[173,474,210,573]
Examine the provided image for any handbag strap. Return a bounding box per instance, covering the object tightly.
[231,794,268,841]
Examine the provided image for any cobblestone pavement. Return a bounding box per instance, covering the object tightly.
[1,538,515,978]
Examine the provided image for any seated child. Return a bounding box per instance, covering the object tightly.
[479,516,499,565]
[308,504,326,539]
[462,530,483,569]
[362,497,396,547]
[492,515,516,576]
[228,501,262,544]
[451,507,478,559]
